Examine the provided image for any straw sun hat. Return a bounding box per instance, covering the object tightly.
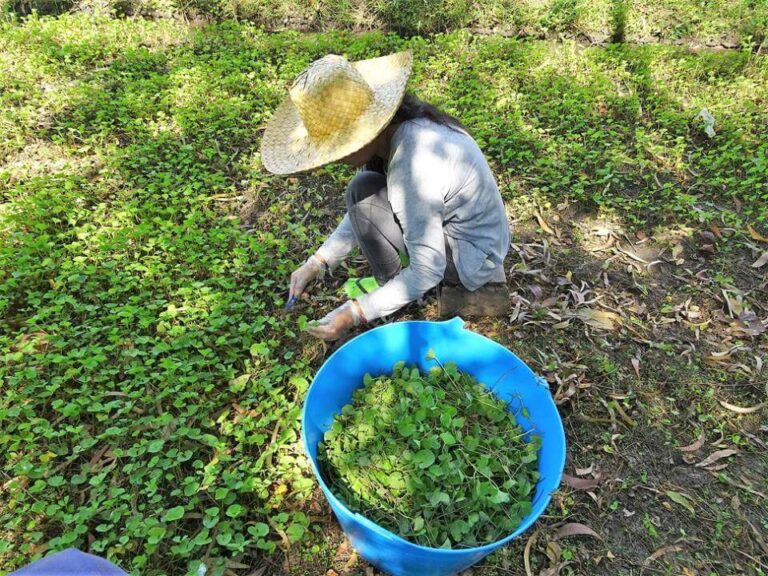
[260,50,413,175]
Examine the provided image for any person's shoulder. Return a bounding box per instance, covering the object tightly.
[391,118,450,151]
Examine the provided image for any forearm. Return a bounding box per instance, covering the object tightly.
[316,213,356,270]
[356,262,443,321]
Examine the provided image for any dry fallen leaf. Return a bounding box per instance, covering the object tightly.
[678,430,706,452]
[705,350,735,365]
[538,562,571,576]
[644,544,684,565]
[545,540,562,564]
[535,211,555,235]
[562,474,600,490]
[748,224,768,243]
[729,312,766,337]
[553,523,603,541]
[751,251,768,268]
[719,400,767,414]
[631,357,640,378]
[695,448,738,468]
[577,309,621,330]
[529,284,544,301]
[524,530,539,576]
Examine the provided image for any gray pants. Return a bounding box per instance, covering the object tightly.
[346,171,462,287]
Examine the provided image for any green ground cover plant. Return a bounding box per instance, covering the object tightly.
[0,12,766,576]
[3,0,767,46]
[319,359,540,549]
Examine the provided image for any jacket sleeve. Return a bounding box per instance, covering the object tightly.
[316,213,357,271]
[357,128,447,321]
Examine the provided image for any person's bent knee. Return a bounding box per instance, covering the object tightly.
[345,171,387,210]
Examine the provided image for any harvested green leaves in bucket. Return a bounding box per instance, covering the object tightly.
[318,358,541,549]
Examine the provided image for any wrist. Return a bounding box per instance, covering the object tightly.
[349,299,367,327]
[308,254,328,278]
[313,252,328,268]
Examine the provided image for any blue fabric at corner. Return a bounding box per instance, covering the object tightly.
[9,548,128,576]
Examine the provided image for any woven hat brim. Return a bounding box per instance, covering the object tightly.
[261,51,413,175]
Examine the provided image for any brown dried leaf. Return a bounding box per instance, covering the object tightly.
[575,463,594,476]
[535,211,555,235]
[751,251,768,268]
[705,351,733,365]
[538,563,570,576]
[748,224,768,243]
[631,357,640,378]
[644,544,684,565]
[730,312,766,337]
[541,296,559,308]
[524,530,539,576]
[553,523,603,541]
[562,474,600,490]
[577,309,621,330]
[719,400,767,414]
[695,448,738,468]
[678,430,705,452]
[545,541,562,564]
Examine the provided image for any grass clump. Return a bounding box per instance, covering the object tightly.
[319,359,541,549]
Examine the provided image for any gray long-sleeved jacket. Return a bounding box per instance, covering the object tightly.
[316,118,510,321]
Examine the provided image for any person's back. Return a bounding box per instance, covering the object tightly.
[386,117,509,292]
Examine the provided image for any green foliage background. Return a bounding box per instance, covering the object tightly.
[2,0,767,44]
[0,11,766,576]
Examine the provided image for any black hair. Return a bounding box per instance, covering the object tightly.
[391,92,468,134]
[365,93,468,173]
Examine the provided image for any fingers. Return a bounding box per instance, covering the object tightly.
[306,318,338,341]
[289,261,316,302]
[289,273,297,300]
[289,267,307,301]
[306,304,353,341]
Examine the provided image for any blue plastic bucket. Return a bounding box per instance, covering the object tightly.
[302,318,566,576]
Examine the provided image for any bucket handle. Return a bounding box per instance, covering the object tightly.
[443,316,466,333]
